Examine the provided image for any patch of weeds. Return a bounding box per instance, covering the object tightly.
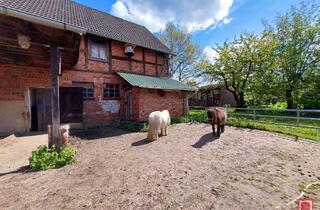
[29,145,76,170]
[297,181,319,194]
[298,181,307,192]
[120,121,148,132]
[310,182,320,190]
[171,116,190,124]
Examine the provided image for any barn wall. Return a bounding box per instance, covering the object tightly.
[60,70,126,127]
[0,100,26,135]
[74,38,169,76]
[0,63,128,133]
[0,23,174,134]
[133,88,186,121]
[0,64,51,134]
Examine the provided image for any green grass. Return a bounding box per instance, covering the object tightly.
[120,108,320,141]
[187,108,320,141]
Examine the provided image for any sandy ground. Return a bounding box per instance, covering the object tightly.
[0,123,319,210]
[0,132,47,174]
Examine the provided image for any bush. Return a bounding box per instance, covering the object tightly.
[29,145,76,170]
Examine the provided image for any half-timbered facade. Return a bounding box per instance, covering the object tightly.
[0,0,195,136]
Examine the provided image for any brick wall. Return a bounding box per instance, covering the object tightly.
[133,88,186,121]
[0,64,51,100]
[0,36,178,133]
[60,70,125,126]
[75,38,169,76]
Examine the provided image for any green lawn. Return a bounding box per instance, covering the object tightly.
[177,108,320,141]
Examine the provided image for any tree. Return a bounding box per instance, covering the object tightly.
[159,22,200,82]
[265,2,320,109]
[199,33,277,107]
[299,68,320,108]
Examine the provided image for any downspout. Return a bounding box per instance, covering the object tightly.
[0,6,87,35]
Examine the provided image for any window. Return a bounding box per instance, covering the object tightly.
[90,40,106,60]
[104,84,120,98]
[83,86,94,98]
[73,82,94,99]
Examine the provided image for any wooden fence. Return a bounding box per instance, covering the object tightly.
[226,107,320,130]
[190,106,320,131]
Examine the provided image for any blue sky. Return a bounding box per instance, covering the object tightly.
[74,0,302,57]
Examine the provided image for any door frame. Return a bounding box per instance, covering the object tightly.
[125,90,133,120]
[29,88,52,131]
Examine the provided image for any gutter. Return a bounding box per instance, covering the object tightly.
[0,6,87,34]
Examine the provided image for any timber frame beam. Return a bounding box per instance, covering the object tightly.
[50,46,62,150]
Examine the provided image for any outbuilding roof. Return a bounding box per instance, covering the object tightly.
[0,0,172,54]
[117,72,196,92]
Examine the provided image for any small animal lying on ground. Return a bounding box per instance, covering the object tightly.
[147,110,171,141]
[207,107,227,137]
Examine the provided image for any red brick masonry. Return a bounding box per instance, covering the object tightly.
[0,36,188,131]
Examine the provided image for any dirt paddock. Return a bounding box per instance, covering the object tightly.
[0,123,319,209]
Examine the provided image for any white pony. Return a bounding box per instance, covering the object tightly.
[147,110,171,141]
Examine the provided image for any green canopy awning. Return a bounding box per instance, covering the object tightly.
[117,72,196,91]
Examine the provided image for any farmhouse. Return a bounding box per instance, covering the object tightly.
[0,0,195,136]
[189,84,236,107]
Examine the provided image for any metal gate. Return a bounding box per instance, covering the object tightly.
[125,90,133,120]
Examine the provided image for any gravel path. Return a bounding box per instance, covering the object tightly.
[0,123,319,210]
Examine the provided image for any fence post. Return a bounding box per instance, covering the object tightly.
[296,109,300,125]
[253,108,256,121]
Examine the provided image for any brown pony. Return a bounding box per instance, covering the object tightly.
[207,107,227,137]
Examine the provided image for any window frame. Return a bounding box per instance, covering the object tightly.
[103,83,120,99]
[71,82,95,100]
[89,39,107,61]
[82,85,94,99]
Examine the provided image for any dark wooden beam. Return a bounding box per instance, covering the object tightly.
[142,48,146,74]
[84,35,88,70]
[108,39,112,72]
[155,53,158,76]
[129,56,132,72]
[50,46,61,150]
[112,55,163,66]
[0,16,80,69]
[166,54,170,77]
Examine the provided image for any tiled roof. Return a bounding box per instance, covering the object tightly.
[117,72,196,91]
[0,0,172,54]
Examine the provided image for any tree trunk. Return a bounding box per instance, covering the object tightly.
[232,92,246,108]
[286,89,295,109]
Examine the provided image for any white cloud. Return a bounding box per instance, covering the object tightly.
[110,0,234,32]
[203,46,218,63]
[222,17,232,24]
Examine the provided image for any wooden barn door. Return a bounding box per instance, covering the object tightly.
[36,89,52,131]
[60,87,83,123]
[125,90,133,120]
